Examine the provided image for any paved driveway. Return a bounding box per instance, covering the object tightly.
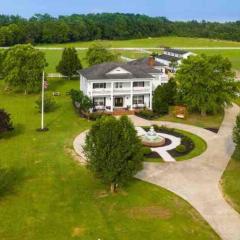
[129,104,240,240]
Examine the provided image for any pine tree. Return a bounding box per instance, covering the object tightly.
[56,48,82,79]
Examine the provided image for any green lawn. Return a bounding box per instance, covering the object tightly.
[40,40,240,73]
[144,157,163,163]
[158,108,224,129]
[175,130,207,161]
[38,37,240,48]
[0,78,219,240]
[192,49,240,70]
[222,149,240,213]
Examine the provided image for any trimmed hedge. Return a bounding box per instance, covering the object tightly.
[136,110,159,120]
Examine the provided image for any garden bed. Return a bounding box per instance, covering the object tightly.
[142,125,206,162]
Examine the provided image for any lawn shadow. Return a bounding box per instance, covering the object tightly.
[0,124,25,140]
[0,167,26,199]
[47,78,67,91]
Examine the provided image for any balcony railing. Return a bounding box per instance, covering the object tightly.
[133,87,151,93]
[91,87,151,96]
[92,89,111,95]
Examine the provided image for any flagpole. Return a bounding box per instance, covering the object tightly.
[41,71,45,130]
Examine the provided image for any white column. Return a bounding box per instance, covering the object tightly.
[111,82,114,112]
[130,81,133,110]
[149,81,153,110]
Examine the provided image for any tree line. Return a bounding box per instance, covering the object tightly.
[1,13,240,46]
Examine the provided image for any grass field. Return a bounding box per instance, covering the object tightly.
[0,78,219,240]
[38,37,240,48]
[192,49,240,70]
[44,50,88,73]
[157,107,224,129]
[39,37,240,72]
[222,149,240,213]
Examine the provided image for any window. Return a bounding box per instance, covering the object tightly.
[93,83,106,89]
[133,82,144,87]
[115,82,123,88]
[93,97,105,106]
[133,96,144,105]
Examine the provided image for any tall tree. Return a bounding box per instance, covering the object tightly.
[2,44,47,94]
[85,43,118,66]
[152,85,169,114]
[176,54,239,116]
[0,109,13,134]
[56,48,82,79]
[152,79,177,114]
[84,116,143,192]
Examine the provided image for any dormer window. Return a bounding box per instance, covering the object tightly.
[107,67,131,75]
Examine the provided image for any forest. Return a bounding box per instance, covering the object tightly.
[0,13,240,46]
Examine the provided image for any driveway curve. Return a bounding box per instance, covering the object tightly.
[129,104,240,240]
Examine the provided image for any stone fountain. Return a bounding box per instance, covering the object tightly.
[141,126,166,147]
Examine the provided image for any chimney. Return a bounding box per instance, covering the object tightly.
[147,56,155,67]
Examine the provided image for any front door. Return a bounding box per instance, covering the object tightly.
[114,97,123,107]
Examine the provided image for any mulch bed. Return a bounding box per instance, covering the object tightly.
[205,128,219,133]
[143,126,195,159]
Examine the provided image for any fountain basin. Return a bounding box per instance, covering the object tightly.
[141,126,166,147]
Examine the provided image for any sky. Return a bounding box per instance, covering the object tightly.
[1,0,240,22]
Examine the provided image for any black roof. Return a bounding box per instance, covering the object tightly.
[128,58,166,67]
[156,54,181,62]
[164,48,188,55]
[79,62,161,80]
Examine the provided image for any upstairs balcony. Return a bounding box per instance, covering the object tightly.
[91,86,151,96]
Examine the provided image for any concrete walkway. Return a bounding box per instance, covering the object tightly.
[136,127,181,162]
[129,104,240,240]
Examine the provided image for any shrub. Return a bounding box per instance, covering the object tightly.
[175,144,187,153]
[136,109,157,120]
[0,109,13,134]
[87,112,108,121]
[35,95,57,113]
[142,147,152,155]
[69,89,92,114]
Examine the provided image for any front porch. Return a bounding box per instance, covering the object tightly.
[92,94,151,113]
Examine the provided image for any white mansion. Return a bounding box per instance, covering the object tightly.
[79,49,193,112]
